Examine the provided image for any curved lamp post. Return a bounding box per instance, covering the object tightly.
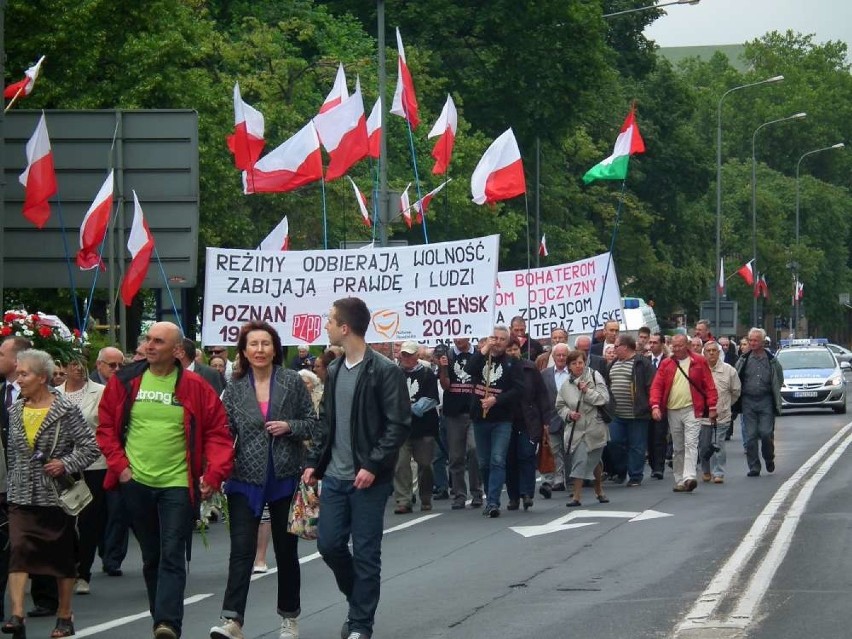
[604,0,700,18]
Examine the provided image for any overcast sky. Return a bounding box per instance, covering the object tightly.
[644,0,852,47]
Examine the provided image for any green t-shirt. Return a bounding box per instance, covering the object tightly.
[126,369,188,488]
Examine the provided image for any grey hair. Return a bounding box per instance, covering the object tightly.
[748,327,767,341]
[17,349,55,380]
[493,324,510,335]
[574,335,591,348]
[702,340,720,355]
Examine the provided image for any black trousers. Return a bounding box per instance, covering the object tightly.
[77,469,107,582]
[647,418,669,474]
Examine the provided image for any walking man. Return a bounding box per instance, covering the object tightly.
[303,298,410,639]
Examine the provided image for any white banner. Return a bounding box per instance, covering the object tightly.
[202,235,500,346]
[495,252,623,340]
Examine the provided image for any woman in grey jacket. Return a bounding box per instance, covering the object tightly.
[4,350,99,638]
[210,321,319,639]
[556,351,611,508]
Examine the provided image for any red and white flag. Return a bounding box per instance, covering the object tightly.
[796,280,804,300]
[367,97,382,159]
[470,128,525,205]
[76,170,114,271]
[736,259,755,286]
[428,94,457,175]
[319,63,349,114]
[243,121,323,194]
[313,83,369,181]
[120,191,155,306]
[539,234,549,258]
[226,82,265,170]
[400,182,412,228]
[18,112,57,228]
[4,55,45,100]
[412,179,451,224]
[346,176,371,227]
[259,215,290,251]
[755,274,770,299]
[717,257,725,294]
[390,28,419,129]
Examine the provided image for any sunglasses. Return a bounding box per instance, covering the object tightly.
[100,361,123,369]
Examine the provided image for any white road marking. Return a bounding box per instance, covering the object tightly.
[510,508,672,538]
[675,420,852,636]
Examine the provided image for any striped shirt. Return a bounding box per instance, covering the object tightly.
[609,358,635,419]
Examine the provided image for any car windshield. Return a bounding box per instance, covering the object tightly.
[777,350,836,370]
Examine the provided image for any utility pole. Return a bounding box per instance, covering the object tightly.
[377,0,390,247]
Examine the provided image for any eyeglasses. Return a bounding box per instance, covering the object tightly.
[100,361,123,369]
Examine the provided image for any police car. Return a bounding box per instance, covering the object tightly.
[776,339,848,414]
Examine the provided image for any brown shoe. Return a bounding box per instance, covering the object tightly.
[713,476,724,484]
[420,503,432,512]
[684,479,698,492]
[702,473,712,482]
[393,504,412,514]
[673,484,687,492]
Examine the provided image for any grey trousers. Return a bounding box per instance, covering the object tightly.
[543,428,566,486]
[444,414,482,500]
[742,394,776,473]
[393,436,435,507]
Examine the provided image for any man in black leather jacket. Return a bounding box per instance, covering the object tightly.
[303,297,410,639]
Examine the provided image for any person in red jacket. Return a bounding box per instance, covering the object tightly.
[649,334,717,493]
[97,322,233,639]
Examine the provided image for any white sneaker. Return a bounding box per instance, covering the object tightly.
[279,617,299,639]
[210,617,244,639]
[74,578,90,595]
[346,633,368,639]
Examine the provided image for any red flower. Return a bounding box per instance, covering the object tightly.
[3,313,16,323]
[29,314,40,325]
[38,326,53,338]
[73,328,81,338]
[0,326,11,337]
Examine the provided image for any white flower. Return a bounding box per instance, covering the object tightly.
[22,329,33,337]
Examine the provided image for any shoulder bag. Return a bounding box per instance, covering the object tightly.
[675,359,711,419]
[48,423,93,517]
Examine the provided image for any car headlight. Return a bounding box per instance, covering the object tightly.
[825,375,844,387]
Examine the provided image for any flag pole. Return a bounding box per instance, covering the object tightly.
[153,246,183,334]
[320,176,329,249]
[592,179,628,338]
[403,119,429,244]
[54,198,83,334]
[524,189,533,359]
[369,157,379,243]
[82,225,112,332]
[3,85,24,114]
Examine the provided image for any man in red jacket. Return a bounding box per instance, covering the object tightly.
[649,334,717,493]
[97,322,233,639]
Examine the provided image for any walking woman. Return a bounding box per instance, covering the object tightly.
[210,321,319,639]
[556,351,611,507]
[4,350,100,638]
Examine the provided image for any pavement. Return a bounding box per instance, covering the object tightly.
[33,396,852,639]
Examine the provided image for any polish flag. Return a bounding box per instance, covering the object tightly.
[400,182,412,228]
[76,170,114,271]
[428,94,457,175]
[736,259,755,286]
[243,121,323,194]
[313,84,369,181]
[258,215,290,251]
[18,112,57,228]
[470,128,525,205]
[4,55,45,100]
[717,257,725,294]
[390,28,419,129]
[367,97,382,159]
[346,176,371,227]
[120,191,155,306]
[796,280,804,300]
[319,64,349,114]
[539,234,549,258]
[412,179,451,224]
[226,82,265,170]
[758,274,770,299]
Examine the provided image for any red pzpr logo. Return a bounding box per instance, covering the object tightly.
[292,314,322,343]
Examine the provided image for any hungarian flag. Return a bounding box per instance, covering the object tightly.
[258,215,289,251]
[471,128,525,205]
[313,82,369,181]
[717,257,725,294]
[226,82,265,170]
[428,94,457,175]
[400,182,412,228]
[319,63,349,114]
[18,112,57,228]
[539,234,549,257]
[583,108,645,184]
[76,170,114,271]
[390,28,419,129]
[736,259,755,286]
[367,97,382,159]
[4,55,45,100]
[243,121,323,194]
[120,191,155,306]
[412,179,451,223]
[346,176,371,227]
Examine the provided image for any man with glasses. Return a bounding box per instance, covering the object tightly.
[90,346,125,384]
[206,347,234,381]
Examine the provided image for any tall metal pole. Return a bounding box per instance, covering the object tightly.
[535,136,540,268]
[0,0,6,312]
[377,0,389,248]
[714,75,784,336]
[751,111,806,326]
[603,0,700,18]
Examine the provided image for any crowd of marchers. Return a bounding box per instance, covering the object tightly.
[0,307,783,639]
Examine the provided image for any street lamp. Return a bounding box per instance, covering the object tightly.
[792,142,845,332]
[751,111,807,326]
[604,0,700,18]
[714,75,784,336]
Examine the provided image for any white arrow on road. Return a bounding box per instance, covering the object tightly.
[510,509,672,538]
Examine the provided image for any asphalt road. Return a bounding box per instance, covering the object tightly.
[31,395,851,639]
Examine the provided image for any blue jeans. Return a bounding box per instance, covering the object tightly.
[120,480,193,636]
[473,421,512,508]
[317,475,392,637]
[608,417,649,481]
[743,394,776,472]
[506,429,537,501]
